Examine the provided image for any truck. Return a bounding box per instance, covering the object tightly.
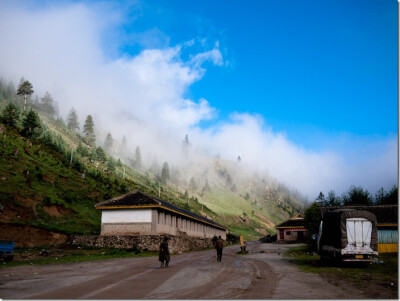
[318,209,378,262]
[0,240,15,262]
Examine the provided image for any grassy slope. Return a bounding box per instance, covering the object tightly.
[40,114,298,240]
[0,109,304,241]
[0,123,223,237]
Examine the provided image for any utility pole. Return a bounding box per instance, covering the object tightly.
[123,167,125,179]
[70,150,73,165]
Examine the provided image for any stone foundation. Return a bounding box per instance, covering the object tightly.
[101,223,152,236]
[70,232,215,254]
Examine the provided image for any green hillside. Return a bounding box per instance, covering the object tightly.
[0,86,306,244]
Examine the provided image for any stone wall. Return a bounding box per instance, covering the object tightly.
[70,232,215,254]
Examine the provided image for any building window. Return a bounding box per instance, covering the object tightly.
[286,231,291,235]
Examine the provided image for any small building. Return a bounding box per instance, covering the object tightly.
[95,190,226,240]
[320,205,398,253]
[275,213,309,242]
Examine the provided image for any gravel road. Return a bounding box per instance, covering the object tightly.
[0,242,367,299]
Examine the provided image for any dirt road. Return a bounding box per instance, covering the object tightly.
[0,242,367,299]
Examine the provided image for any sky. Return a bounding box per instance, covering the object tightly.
[0,0,398,199]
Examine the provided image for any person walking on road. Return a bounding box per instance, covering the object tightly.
[215,236,224,262]
[159,236,170,268]
[212,235,218,247]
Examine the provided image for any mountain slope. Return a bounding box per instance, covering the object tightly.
[0,103,305,244]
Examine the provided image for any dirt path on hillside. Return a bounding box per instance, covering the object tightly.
[0,242,368,299]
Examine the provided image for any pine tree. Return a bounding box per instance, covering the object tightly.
[117,158,122,167]
[76,142,89,157]
[182,134,190,156]
[134,146,142,169]
[40,91,56,116]
[316,192,326,205]
[203,179,211,192]
[22,109,41,138]
[189,177,198,191]
[96,147,106,163]
[104,132,113,153]
[1,103,20,127]
[17,80,34,112]
[161,162,170,184]
[326,190,341,206]
[0,79,16,101]
[107,158,116,172]
[342,186,372,205]
[6,81,16,101]
[32,95,39,109]
[122,136,127,148]
[83,115,95,145]
[67,108,80,132]
[384,186,398,205]
[149,157,160,175]
[120,135,128,155]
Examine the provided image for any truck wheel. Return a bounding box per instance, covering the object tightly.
[320,255,330,266]
[4,254,13,262]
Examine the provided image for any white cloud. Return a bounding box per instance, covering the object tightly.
[191,113,397,197]
[190,46,224,67]
[0,1,396,199]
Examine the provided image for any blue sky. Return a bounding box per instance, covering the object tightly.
[110,0,398,150]
[0,0,397,197]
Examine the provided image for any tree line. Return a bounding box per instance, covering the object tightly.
[0,78,188,188]
[304,185,398,238]
[314,185,398,207]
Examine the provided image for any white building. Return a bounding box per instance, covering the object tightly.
[95,190,226,239]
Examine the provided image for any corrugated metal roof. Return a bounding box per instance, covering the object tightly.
[320,205,398,225]
[95,190,226,230]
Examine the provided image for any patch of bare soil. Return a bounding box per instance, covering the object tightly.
[254,228,268,235]
[42,174,55,186]
[254,212,275,228]
[0,223,68,247]
[42,205,74,217]
[13,195,42,217]
[0,200,35,222]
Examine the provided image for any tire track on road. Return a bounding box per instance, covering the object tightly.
[238,258,276,299]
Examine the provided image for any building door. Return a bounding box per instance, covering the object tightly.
[297,231,303,241]
[279,230,284,240]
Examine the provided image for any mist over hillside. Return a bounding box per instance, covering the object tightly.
[0,1,397,200]
[0,81,307,242]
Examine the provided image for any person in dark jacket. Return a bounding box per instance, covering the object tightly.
[215,236,224,262]
[159,236,170,268]
[212,235,218,247]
